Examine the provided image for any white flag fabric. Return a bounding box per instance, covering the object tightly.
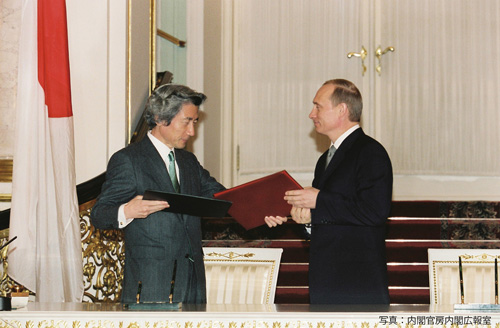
[8,0,83,302]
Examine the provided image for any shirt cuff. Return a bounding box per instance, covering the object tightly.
[118,204,134,228]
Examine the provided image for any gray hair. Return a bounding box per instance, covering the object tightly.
[145,84,207,128]
[323,79,363,122]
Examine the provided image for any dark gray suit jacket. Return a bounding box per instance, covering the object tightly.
[91,136,225,303]
[309,128,393,304]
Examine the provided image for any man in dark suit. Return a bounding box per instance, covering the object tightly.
[91,84,225,304]
[265,79,393,304]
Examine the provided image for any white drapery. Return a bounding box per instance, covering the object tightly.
[378,0,500,176]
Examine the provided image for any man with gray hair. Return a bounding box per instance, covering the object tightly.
[91,84,225,304]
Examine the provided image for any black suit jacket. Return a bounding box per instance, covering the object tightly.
[91,136,225,303]
[309,128,392,304]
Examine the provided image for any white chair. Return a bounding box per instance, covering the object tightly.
[428,248,500,305]
[203,247,283,304]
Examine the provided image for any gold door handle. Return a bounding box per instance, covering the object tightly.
[375,46,394,75]
[347,46,368,76]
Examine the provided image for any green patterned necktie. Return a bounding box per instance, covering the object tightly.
[168,151,180,192]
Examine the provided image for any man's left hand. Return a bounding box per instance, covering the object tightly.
[264,216,288,228]
[284,187,319,209]
[290,206,311,224]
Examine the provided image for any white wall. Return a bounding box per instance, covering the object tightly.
[2,0,499,202]
[67,0,118,184]
[67,0,150,184]
[186,0,206,161]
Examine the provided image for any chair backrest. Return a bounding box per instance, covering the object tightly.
[428,248,500,305]
[203,247,283,304]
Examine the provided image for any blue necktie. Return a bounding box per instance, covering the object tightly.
[168,151,180,192]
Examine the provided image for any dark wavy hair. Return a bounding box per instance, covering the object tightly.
[145,84,207,129]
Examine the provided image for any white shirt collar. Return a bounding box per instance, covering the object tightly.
[147,130,174,164]
[332,124,360,149]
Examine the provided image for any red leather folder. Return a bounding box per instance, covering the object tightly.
[214,170,302,230]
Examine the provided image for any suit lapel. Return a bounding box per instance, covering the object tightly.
[173,149,191,223]
[175,149,188,194]
[140,137,175,191]
[140,139,186,224]
[318,128,364,189]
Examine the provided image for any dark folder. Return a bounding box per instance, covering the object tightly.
[214,170,302,230]
[143,190,232,217]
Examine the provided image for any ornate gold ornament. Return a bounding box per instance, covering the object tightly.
[205,252,255,260]
[460,253,500,261]
[81,209,125,302]
[0,232,17,296]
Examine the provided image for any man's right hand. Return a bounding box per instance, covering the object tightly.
[124,195,169,219]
